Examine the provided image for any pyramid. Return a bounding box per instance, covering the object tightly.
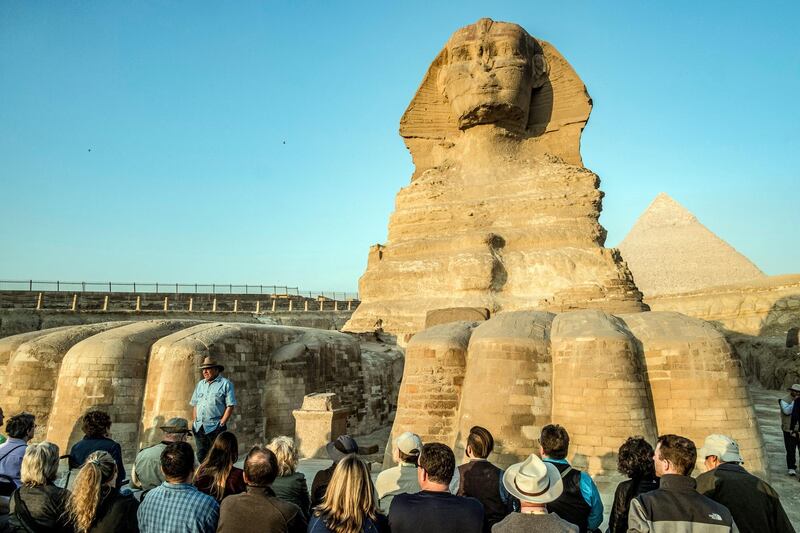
[618,193,765,298]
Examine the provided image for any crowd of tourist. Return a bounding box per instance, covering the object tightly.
[0,360,796,532]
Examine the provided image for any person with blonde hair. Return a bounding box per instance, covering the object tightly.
[7,441,71,532]
[309,454,388,533]
[66,450,139,533]
[193,430,245,501]
[267,435,310,518]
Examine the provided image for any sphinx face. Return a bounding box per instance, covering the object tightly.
[438,21,535,132]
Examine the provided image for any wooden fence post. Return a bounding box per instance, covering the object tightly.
[36,292,43,310]
[102,295,109,311]
[71,294,78,311]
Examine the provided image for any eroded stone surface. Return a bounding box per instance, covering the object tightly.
[646,274,800,337]
[0,321,132,441]
[345,18,645,340]
[618,193,764,298]
[0,320,401,463]
[386,310,766,484]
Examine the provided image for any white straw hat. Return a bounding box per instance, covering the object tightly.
[502,454,563,504]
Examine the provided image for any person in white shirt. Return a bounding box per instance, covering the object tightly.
[375,432,422,512]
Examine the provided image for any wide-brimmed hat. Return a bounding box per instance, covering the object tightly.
[159,417,192,435]
[502,454,564,504]
[326,435,359,462]
[199,356,224,372]
[788,384,800,393]
[700,434,744,464]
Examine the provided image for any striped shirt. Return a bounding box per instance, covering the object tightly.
[138,481,219,533]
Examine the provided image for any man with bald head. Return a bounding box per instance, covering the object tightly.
[217,445,306,533]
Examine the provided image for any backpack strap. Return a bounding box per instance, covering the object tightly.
[559,466,574,479]
[0,444,26,464]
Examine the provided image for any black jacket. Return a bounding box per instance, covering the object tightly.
[7,484,71,533]
[86,487,139,533]
[628,474,736,533]
[696,463,793,533]
[607,476,658,533]
[311,464,336,508]
[271,472,311,519]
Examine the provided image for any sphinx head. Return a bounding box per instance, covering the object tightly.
[437,18,547,132]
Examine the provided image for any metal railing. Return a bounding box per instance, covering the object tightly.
[0,280,358,301]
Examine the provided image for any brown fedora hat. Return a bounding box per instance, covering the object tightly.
[199,356,224,372]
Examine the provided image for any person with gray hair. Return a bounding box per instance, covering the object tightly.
[7,441,72,532]
[267,436,310,518]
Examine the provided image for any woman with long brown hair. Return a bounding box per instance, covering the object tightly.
[193,430,245,501]
[309,454,388,533]
[66,450,139,533]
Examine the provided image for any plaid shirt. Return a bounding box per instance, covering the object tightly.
[138,481,219,533]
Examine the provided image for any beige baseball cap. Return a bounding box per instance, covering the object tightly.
[395,431,422,455]
[787,384,800,393]
[700,434,743,463]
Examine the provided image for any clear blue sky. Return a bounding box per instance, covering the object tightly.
[1,1,798,292]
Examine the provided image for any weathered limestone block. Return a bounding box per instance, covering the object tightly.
[345,18,646,340]
[293,393,349,459]
[385,321,475,466]
[0,322,131,440]
[646,274,800,337]
[550,310,656,481]
[424,307,489,329]
[456,311,553,466]
[388,310,766,478]
[140,323,365,453]
[620,312,765,476]
[0,326,72,391]
[47,320,201,461]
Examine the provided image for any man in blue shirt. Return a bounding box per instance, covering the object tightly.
[539,424,603,532]
[190,356,236,462]
[138,441,219,533]
[0,413,35,488]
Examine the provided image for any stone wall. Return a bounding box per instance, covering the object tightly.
[0,308,354,339]
[646,274,800,337]
[0,322,132,441]
[0,320,401,463]
[0,290,359,313]
[386,310,766,484]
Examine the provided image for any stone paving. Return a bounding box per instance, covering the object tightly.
[749,386,800,528]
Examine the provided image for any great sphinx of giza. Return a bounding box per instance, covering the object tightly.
[375,19,766,485]
[344,17,646,341]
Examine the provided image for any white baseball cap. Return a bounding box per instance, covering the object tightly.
[700,434,744,464]
[395,432,422,455]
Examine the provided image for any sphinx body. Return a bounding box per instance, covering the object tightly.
[345,18,645,341]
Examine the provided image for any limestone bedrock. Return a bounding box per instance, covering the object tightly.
[344,18,646,341]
